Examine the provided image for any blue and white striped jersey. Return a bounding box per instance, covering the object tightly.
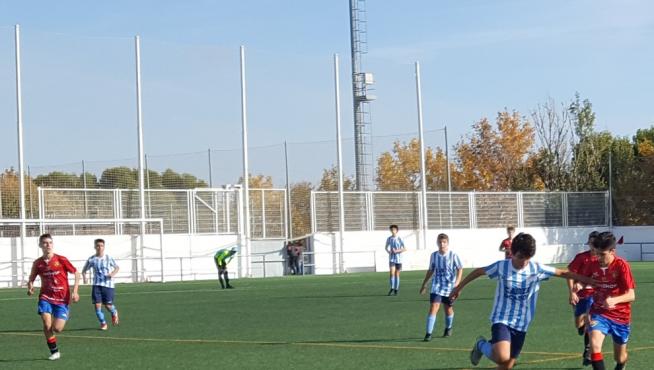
[386,236,405,264]
[83,255,118,288]
[484,259,556,332]
[429,250,463,296]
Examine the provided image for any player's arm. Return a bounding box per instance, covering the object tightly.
[566,277,579,305]
[449,267,486,300]
[419,269,434,295]
[397,239,406,254]
[109,265,120,278]
[604,289,635,309]
[384,239,391,255]
[455,266,463,286]
[71,270,81,303]
[82,260,90,284]
[552,268,596,286]
[498,241,505,252]
[27,261,38,296]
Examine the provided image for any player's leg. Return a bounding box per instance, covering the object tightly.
[470,324,510,366]
[613,343,627,370]
[442,300,454,337]
[224,267,233,288]
[424,296,441,341]
[575,297,593,365]
[218,265,226,289]
[394,264,401,293]
[388,264,396,295]
[103,287,119,325]
[589,316,608,370]
[92,285,107,329]
[610,320,630,370]
[38,300,60,359]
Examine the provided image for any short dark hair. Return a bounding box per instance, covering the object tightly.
[94,238,105,245]
[511,233,536,258]
[389,225,399,231]
[587,231,600,247]
[39,233,53,243]
[507,226,515,232]
[437,233,449,242]
[595,231,616,252]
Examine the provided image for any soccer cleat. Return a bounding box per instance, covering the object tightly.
[226,285,235,289]
[387,289,394,296]
[393,289,398,296]
[582,348,591,366]
[470,336,486,366]
[443,327,452,337]
[423,333,432,342]
[100,323,108,331]
[112,311,120,326]
[48,352,61,361]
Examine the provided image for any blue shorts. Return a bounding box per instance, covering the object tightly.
[589,314,631,344]
[37,300,69,321]
[389,263,402,271]
[574,296,594,317]
[491,323,527,359]
[430,293,454,306]
[92,286,115,305]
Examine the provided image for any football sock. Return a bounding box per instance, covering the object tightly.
[95,308,106,324]
[584,331,589,349]
[390,277,395,289]
[219,277,225,289]
[224,273,230,286]
[47,336,58,354]
[426,315,436,335]
[109,305,118,316]
[479,339,493,360]
[591,352,606,370]
[445,314,454,329]
[615,363,626,370]
[395,277,400,290]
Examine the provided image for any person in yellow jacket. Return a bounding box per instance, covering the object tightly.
[214,247,237,289]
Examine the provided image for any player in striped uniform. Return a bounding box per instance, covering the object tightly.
[586,232,635,370]
[27,234,80,361]
[82,239,120,330]
[420,233,463,341]
[567,230,599,366]
[385,224,406,296]
[450,233,596,369]
[215,247,237,289]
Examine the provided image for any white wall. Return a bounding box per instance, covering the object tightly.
[311,226,654,274]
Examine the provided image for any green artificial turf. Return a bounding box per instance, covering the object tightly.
[0,263,652,369]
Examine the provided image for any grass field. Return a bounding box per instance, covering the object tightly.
[0,263,652,369]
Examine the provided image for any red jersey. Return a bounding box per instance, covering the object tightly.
[588,256,635,324]
[568,250,597,298]
[500,238,512,259]
[32,254,77,305]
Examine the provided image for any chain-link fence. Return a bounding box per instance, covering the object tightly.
[312,191,609,232]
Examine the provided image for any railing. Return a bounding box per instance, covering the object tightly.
[312,191,609,232]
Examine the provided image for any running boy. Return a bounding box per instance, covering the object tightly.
[499,226,515,259]
[420,233,463,341]
[385,224,405,296]
[27,234,80,361]
[587,232,636,370]
[450,233,596,369]
[82,238,120,330]
[567,230,599,365]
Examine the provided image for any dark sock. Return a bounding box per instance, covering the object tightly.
[615,363,626,370]
[47,337,58,354]
[584,332,590,349]
[218,277,225,288]
[578,325,585,336]
[224,273,230,286]
[591,353,606,370]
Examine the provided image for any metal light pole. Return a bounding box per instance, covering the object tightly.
[239,45,252,277]
[334,54,346,273]
[14,24,26,284]
[415,62,428,250]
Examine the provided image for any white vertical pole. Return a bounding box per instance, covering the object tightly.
[15,24,26,285]
[334,54,346,274]
[444,125,453,228]
[135,35,146,282]
[239,45,252,277]
[284,141,292,239]
[415,61,428,250]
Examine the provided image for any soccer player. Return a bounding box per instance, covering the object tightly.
[27,234,80,361]
[385,224,405,296]
[450,233,596,370]
[567,230,599,365]
[214,247,237,289]
[586,231,636,370]
[82,238,120,330]
[498,226,515,259]
[419,233,463,341]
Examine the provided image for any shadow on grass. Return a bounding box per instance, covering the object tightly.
[414,368,581,370]
[0,358,49,363]
[0,327,101,334]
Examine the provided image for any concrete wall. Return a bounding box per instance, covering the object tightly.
[311,226,654,274]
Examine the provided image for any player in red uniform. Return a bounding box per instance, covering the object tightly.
[498,226,515,259]
[586,232,635,370]
[27,234,80,361]
[567,230,599,365]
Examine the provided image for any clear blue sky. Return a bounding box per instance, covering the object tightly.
[1,0,653,185]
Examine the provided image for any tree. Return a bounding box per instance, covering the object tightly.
[100,167,138,188]
[376,139,455,191]
[455,111,534,190]
[289,181,312,237]
[161,169,207,189]
[317,166,355,191]
[34,171,82,188]
[0,168,39,218]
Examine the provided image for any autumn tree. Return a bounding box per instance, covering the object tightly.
[455,111,535,191]
[0,168,39,218]
[289,181,313,237]
[317,166,355,191]
[376,139,455,191]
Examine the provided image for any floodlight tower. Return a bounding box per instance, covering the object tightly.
[349,0,376,190]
